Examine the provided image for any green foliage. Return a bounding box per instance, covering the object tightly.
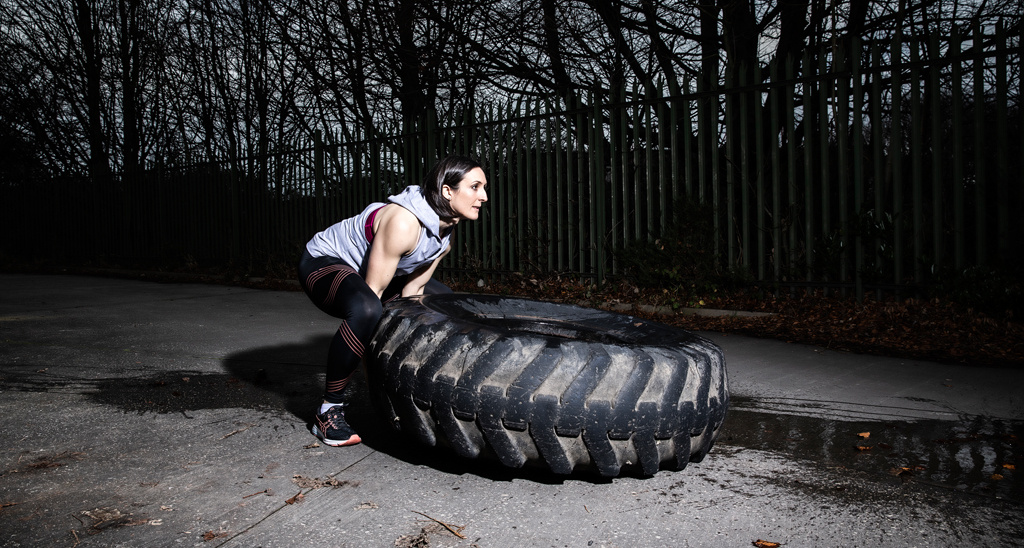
[614,197,725,307]
[812,206,898,284]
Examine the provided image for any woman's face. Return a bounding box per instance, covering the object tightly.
[443,167,488,222]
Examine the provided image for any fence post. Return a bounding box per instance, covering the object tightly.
[910,38,924,285]
[738,68,752,274]
[314,129,325,230]
[803,50,815,285]
[891,30,905,289]
[851,36,865,302]
[229,159,241,264]
[754,62,766,282]
[770,60,783,285]
[928,32,944,270]
[835,41,851,295]
[591,91,607,286]
[426,109,438,166]
[972,23,987,266]
[994,20,1010,263]
[785,55,798,290]
[950,25,966,271]
[681,76,694,200]
[725,69,737,270]
[871,41,885,298]
[708,78,721,262]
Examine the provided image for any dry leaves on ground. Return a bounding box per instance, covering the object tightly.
[451,277,1023,368]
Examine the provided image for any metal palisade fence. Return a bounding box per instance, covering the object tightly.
[2,23,1021,297]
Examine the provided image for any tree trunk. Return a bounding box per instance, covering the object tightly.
[118,0,141,179]
[395,0,429,133]
[73,0,110,183]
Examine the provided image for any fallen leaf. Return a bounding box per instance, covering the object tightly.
[285,492,304,504]
[203,530,228,541]
[991,474,1004,481]
[891,467,915,478]
[753,540,781,548]
[854,445,872,451]
[857,432,870,439]
[1003,464,1016,470]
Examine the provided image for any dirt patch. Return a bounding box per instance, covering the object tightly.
[3,451,86,476]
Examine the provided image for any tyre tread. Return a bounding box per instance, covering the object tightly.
[366,295,729,477]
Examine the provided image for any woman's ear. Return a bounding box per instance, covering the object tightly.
[441,184,454,200]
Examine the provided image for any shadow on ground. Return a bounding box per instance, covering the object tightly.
[214,336,615,484]
[76,335,332,419]
[13,333,1018,493]
[84,335,587,484]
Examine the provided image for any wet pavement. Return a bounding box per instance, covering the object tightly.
[723,398,1023,503]
[1,273,1022,547]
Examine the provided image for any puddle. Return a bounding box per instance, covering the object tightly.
[721,396,1023,502]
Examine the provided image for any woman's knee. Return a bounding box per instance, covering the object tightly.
[347,292,383,325]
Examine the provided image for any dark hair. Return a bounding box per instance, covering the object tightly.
[422,155,483,218]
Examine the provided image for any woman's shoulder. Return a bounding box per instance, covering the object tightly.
[374,203,423,248]
[377,202,421,227]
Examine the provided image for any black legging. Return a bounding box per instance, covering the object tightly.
[298,250,451,403]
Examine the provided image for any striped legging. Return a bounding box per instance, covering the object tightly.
[298,250,451,403]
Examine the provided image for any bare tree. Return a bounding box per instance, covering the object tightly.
[1,0,1018,178]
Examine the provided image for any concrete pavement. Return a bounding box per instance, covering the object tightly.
[0,273,1021,547]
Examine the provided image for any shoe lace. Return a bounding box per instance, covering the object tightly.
[321,405,347,430]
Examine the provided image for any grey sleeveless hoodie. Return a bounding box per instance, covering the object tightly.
[305,185,451,277]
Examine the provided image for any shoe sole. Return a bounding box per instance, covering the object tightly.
[311,424,362,447]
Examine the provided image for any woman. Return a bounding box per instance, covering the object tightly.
[298,155,488,446]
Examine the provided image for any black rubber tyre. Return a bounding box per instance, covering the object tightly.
[365,293,729,477]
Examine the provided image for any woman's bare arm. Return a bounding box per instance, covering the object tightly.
[363,206,420,298]
[400,244,451,297]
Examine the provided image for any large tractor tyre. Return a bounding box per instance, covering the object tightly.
[365,293,729,477]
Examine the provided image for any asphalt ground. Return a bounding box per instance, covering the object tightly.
[0,273,1022,547]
